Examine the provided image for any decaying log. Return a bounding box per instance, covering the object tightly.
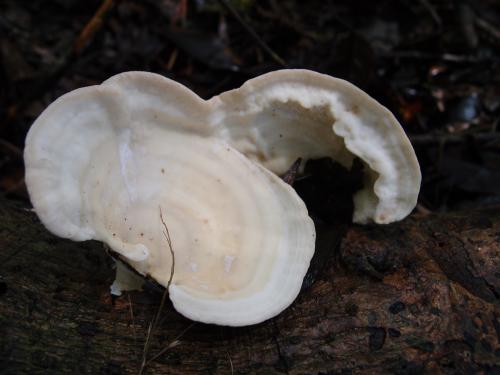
[0,198,499,374]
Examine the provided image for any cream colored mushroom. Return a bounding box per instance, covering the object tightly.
[24,82,315,326]
[25,69,420,326]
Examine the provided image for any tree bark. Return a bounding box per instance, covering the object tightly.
[0,198,499,374]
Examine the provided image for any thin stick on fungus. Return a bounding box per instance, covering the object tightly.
[138,207,175,375]
[153,206,175,329]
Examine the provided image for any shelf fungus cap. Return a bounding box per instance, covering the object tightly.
[24,76,315,326]
[208,70,421,224]
[25,69,420,326]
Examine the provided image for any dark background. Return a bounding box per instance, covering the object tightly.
[1,0,500,212]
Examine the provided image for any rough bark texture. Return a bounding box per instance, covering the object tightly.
[0,198,499,375]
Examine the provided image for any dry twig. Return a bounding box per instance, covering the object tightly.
[409,132,500,145]
[74,0,116,55]
[217,0,286,67]
[382,50,500,63]
[128,294,138,358]
[281,158,302,185]
[476,16,500,44]
[0,139,23,159]
[146,322,196,365]
[227,352,234,375]
[418,0,442,29]
[137,207,175,375]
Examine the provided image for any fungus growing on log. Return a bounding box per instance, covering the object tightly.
[24,69,420,326]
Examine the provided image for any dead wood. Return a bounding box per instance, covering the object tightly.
[0,198,498,374]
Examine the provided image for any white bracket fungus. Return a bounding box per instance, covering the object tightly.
[24,69,420,326]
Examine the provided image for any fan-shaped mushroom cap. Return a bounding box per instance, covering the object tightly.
[25,69,420,326]
[25,83,315,326]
